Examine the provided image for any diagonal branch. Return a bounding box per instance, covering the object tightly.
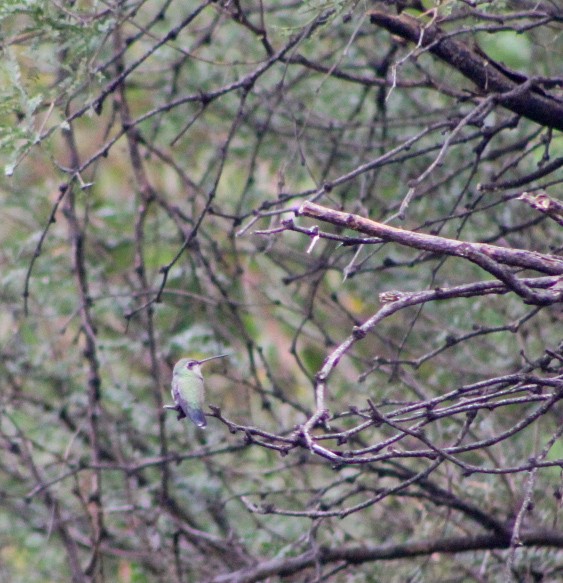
[368,11,563,131]
[297,201,563,276]
[518,192,563,227]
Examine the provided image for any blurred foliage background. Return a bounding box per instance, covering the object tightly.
[1,1,562,582]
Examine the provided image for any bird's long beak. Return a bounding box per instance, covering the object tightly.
[197,353,229,364]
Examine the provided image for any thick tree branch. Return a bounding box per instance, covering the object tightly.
[210,529,563,583]
[369,11,563,131]
[297,201,563,276]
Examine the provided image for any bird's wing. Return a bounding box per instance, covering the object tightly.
[172,378,190,419]
[171,374,207,427]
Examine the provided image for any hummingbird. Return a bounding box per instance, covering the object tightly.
[165,354,229,428]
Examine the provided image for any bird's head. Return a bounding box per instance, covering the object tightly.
[173,354,229,375]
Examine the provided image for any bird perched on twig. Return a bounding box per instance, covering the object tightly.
[165,354,229,428]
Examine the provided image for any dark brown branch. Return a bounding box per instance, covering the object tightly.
[368,11,563,131]
[210,529,563,583]
[62,174,104,577]
[22,183,68,315]
[479,156,563,191]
